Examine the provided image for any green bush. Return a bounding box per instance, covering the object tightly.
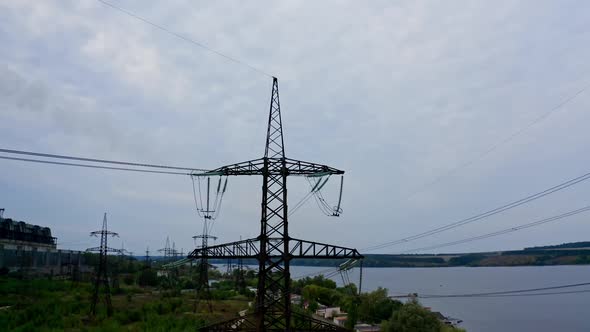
[382,300,442,332]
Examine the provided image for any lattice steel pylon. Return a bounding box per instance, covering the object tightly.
[189,77,363,331]
[193,234,217,313]
[86,213,120,317]
[158,236,174,259]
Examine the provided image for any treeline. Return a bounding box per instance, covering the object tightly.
[524,241,590,250]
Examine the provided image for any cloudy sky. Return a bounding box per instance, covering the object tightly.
[1,0,590,256]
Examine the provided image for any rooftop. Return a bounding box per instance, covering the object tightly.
[0,212,56,246]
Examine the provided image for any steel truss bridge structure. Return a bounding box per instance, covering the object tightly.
[189,77,363,331]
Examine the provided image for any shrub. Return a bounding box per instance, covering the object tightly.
[382,300,441,332]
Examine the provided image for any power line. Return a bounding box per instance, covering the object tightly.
[363,169,590,252]
[293,266,340,280]
[415,281,590,298]
[295,269,590,299]
[458,289,590,298]
[401,204,590,253]
[0,155,191,175]
[96,0,273,78]
[400,82,589,204]
[393,289,590,299]
[0,148,207,171]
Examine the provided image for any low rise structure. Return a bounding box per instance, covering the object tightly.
[316,306,343,319]
[354,323,381,332]
[0,210,89,275]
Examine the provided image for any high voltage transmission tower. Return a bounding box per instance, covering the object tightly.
[144,246,151,267]
[189,77,363,331]
[158,236,176,259]
[192,234,217,313]
[189,164,228,313]
[86,213,121,317]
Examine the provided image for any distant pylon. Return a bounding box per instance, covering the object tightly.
[86,213,121,317]
[236,237,246,294]
[158,236,172,259]
[144,246,150,267]
[192,234,217,313]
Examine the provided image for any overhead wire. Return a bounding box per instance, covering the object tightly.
[191,176,204,218]
[306,176,335,216]
[401,204,590,253]
[296,270,590,300]
[416,281,590,298]
[293,266,340,280]
[0,155,192,175]
[212,177,229,220]
[0,148,207,171]
[399,81,590,205]
[363,169,590,252]
[290,176,328,216]
[95,0,273,78]
[443,289,590,298]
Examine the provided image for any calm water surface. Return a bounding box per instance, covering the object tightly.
[290,265,590,332]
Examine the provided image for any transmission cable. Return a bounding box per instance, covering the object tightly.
[363,169,590,252]
[191,176,205,218]
[399,81,590,205]
[0,148,207,171]
[0,155,191,175]
[401,204,590,253]
[290,176,330,216]
[96,0,272,78]
[293,266,340,280]
[415,281,590,298]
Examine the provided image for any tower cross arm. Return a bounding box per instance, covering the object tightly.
[289,238,363,259]
[190,157,344,177]
[188,238,260,259]
[86,246,123,253]
[188,237,362,260]
[90,230,119,237]
[190,158,265,177]
[284,158,344,176]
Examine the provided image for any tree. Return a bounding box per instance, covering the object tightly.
[301,284,342,307]
[382,300,441,332]
[356,287,402,324]
[138,269,158,287]
[292,275,337,294]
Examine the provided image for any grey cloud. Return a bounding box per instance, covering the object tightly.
[1,0,590,254]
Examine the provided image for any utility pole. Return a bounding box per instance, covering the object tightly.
[189,77,363,331]
[86,213,121,317]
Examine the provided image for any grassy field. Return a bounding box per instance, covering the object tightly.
[0,276,249,331]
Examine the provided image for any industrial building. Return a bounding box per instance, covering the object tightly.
[0,208,88,275]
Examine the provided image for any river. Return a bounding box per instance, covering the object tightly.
[289,265,590,332]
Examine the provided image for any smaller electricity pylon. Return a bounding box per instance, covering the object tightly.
[158,237,174,260]
[235,256,246,294]
[119,242,132,257]
[144,247,151,268]
[86,213,121,317]
[190,172,228,313]
[192,234,218,313]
